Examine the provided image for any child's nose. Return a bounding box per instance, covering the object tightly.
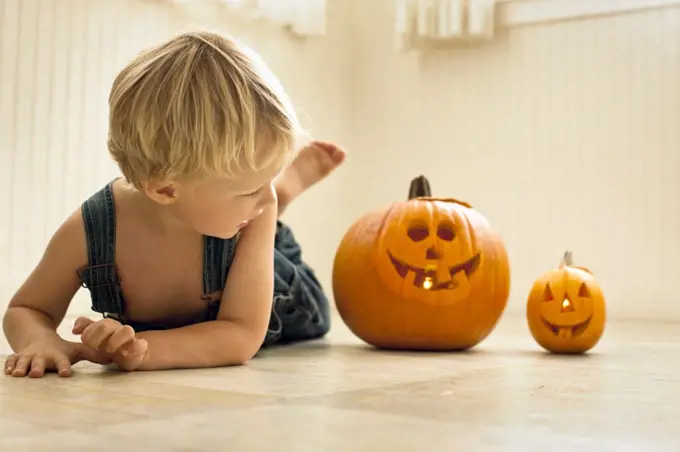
[257,184,277,210]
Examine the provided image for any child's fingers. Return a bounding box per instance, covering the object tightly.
[120,338,147,358]
[106,325,136,355]
[135,339,148,356]
[81,318,121,350]
[54,354,73,377]
[72,316,95,335]
[75,343,113,365]
[4,354,18,375]
[28,355,46,378]
[114,339,148,372]
[11,354,33,377]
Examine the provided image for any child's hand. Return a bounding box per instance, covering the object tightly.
[72,317,148,372]
[4,337,111,378]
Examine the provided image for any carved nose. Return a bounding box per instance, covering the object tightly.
[561,299,575,313]
[426,247,441,260]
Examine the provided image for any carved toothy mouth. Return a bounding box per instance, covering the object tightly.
[541,316,592,339]
[387,251,481,291]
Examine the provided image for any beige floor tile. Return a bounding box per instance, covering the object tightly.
[0,314,678,451]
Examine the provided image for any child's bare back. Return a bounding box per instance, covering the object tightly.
[3,31,345,378]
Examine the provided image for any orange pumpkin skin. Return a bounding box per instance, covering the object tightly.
[332,177,511,350]
[526,252,606,354]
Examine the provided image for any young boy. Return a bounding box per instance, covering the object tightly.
[3,31,346,378]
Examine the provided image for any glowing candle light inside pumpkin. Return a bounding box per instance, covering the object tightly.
[562,299,570,309]
[423,264,437,290]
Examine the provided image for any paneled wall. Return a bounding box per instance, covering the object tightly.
[350,1,680,321]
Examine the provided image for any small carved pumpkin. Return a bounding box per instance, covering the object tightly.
[526,251,606,354]
[332,176,511,350]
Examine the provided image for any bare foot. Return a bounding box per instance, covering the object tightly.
[276,140,346,215]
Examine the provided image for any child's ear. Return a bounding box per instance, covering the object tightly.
[143,181,179,205]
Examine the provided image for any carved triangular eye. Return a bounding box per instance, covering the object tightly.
[578,282,591,298]
[543,284,554,301]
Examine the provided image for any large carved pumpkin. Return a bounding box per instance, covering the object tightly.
[526,251,606,354]
[332,176,511,350]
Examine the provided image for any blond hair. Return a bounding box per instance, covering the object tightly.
[107,31,301,189]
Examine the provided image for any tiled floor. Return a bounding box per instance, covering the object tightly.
[0,314,678,451]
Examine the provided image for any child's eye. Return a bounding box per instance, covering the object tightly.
[242,186,263,197]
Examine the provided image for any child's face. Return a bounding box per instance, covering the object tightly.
[144,156,285,239]
[176,161,284,239]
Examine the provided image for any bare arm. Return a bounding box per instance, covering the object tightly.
[3,211,87,350]
[135,202,278,370]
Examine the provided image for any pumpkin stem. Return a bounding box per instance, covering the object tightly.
[408,175,432,200]
[560,251,573,268]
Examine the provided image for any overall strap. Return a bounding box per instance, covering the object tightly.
[202,234,239,296]
[78,181,126,317]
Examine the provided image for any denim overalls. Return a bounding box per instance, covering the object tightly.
[76,181,330,347]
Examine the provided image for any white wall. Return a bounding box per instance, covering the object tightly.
[350,1,680,322]
[0,0,354,316]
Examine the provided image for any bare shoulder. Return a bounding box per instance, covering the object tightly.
[7,206,88,324]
